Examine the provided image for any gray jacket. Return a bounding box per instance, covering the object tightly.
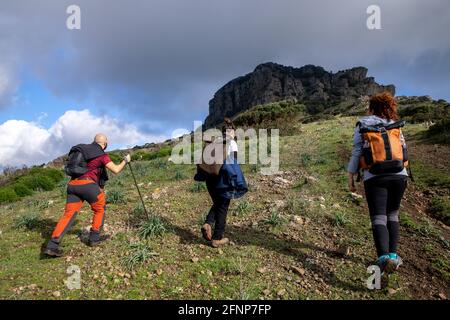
[347,115,408,181]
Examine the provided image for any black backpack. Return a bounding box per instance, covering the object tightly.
[64,144,105,178]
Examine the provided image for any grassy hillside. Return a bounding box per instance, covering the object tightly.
[0,116,449,300]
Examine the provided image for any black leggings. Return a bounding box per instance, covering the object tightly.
[205,177,230,240]
[364,175,407,257]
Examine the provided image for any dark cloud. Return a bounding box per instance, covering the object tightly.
[1,0,449,135]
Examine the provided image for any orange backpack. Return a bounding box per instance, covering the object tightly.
[358,120,409,174]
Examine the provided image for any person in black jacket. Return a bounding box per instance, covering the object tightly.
[201,119,239,248]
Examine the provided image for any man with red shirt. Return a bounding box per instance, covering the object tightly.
[44,133,131,257]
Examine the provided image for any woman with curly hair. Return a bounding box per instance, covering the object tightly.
[347,92,408,274]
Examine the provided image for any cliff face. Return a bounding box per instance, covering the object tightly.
[204,62,395,128]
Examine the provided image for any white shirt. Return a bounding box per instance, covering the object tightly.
[226,139,238,163]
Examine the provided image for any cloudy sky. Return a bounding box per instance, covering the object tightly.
[0,0,449,167]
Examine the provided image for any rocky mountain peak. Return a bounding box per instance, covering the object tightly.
[204,62,395,128]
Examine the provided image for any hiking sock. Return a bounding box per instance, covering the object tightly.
[387,221,399,253]
[372,224,390,257]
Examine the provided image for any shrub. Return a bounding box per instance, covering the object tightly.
[12,183,33,197]
[425,117,450,145]
[108,152,123,163]
[44,169,64,183]
[19,175,55,191]
[27,167,64,183]
[131,151,149,161]
[0,188,19,203]
[131,146,172,162]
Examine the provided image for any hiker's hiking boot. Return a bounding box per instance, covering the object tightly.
[388,253,403,271]
[88,234,110,247]
[201,224,212,241]
[212,237,229,248]
[43,247,64,258]
[377,254,401,275]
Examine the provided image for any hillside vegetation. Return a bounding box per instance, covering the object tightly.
[0,110,448,299]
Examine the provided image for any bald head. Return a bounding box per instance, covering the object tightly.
[94,133,108,150]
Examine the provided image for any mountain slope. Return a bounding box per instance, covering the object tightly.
[0,115,448,300]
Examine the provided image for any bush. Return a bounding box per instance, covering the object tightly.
[131,146,173,162]
[108,152,123,163]
[28,167,64,183]
[425,117,450,145]
[0,188,19,203]
[13,183,33,197]
[0,167,64,203]
[19,174,55,191]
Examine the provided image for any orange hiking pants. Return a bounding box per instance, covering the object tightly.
[51,179,106,243]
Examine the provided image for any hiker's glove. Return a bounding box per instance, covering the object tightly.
[124,154,131,163]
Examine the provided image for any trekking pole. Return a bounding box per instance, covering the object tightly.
[127,162,150,218]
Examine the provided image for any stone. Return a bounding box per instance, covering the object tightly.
[291,266,306,276]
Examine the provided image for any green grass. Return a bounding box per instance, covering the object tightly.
[121,243,157,270]
[174,169,186,181]
[14,212,41,230]
[138,215,169,239]
[263,210,285,227]
[0,115,448,300]
[429,196,450,226]
[410,159,450,189]
[189,182,207,193]
[332,211,348,227]
[232,200,252,217]
[106,189,126,204]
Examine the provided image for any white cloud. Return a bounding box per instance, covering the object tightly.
[0,109,166,168]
